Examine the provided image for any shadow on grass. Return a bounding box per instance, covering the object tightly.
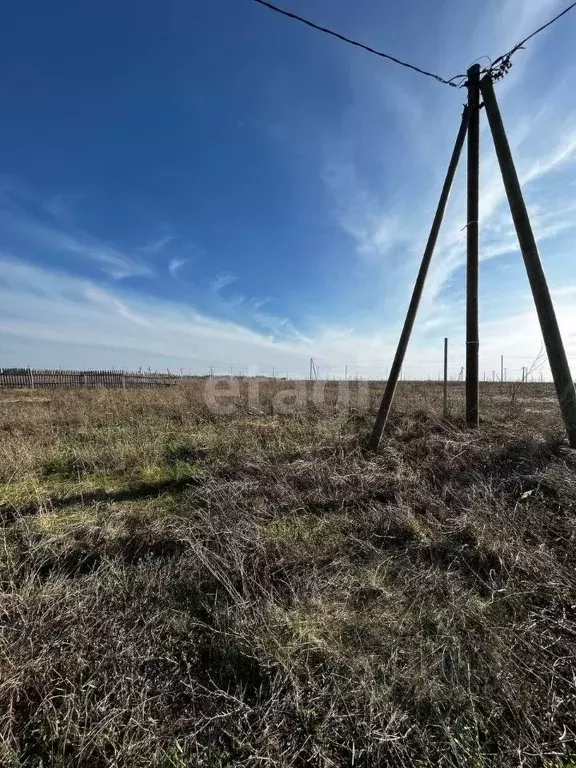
[34,535,191,580]
[0,474,203,524]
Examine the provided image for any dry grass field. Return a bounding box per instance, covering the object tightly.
[1,379,575,767]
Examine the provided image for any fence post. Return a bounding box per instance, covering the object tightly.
[443,337,449,418]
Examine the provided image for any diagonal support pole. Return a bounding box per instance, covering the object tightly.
[367,107,469,450]
[480,74,576,448]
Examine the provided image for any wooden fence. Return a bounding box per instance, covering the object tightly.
[0,369,181,389]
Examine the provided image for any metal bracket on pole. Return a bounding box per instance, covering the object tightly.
[480,74,576,448]
[367,107,469,451]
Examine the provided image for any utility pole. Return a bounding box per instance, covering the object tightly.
[481,73,576,448]
[500,355,504,384]
[466,64,480,427]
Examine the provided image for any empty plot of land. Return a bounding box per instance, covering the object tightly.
[0,380,575,767]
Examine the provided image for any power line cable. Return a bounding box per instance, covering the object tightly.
[251,0,576,88]
[250,0,463,87]
[488,1,576,80]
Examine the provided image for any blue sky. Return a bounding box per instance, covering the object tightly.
[1,0,576,379]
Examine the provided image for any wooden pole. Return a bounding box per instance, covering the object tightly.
[443,337,448,418]
[367,107,469,450]
[480,74,576,448]
[466,64,480,428]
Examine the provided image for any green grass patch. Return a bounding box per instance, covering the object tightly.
[264,515,348,559]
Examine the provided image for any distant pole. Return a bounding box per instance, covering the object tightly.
[367,107,469,450]
[443,337,448,418]
[481,73,576,448]
[345,365,348,381]
[492,371,495,382]
[500,355,504,384]
[505,368,507,382]
[272,366,276,379]
[309,358,318,380]
[466,64,481,428]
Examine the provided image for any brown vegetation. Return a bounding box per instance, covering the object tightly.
[0,380,575,767]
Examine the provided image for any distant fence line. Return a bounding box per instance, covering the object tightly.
[0,369,182,389]
[0,368,557,390]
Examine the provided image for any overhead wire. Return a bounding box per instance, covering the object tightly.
[250,0,463,87]
[250,0,576,88]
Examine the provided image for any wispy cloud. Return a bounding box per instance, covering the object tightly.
[168,257,192,280]
[0,182,151,280]
[41,193,83,225]
[46,228,151,279]
[210,273,237,293]
[139,232,178,254]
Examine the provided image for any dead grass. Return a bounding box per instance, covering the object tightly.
[0,379,575,766]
